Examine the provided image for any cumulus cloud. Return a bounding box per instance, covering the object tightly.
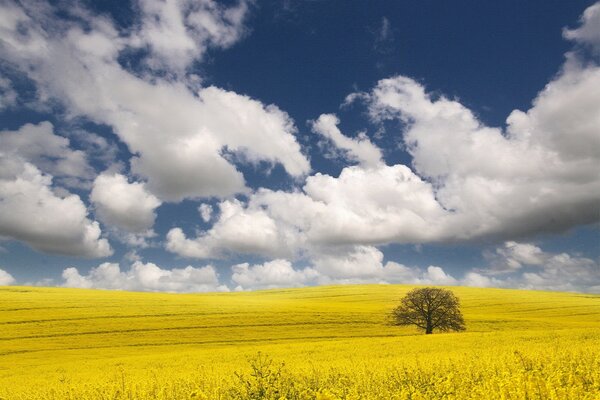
[310,245,459,286]
[198,203,213,223]
[133,0,251,74]
[90,173,161,233]
[461,272,497,288]
[484,241,546,273]
[0,76,17,110]
[166,3,599,298]
[231,259,318,290]
[0,268,15,285]
[0,157,111,257]
[361,67,600,240]
[69,129,120,166]
[225,242,598,292]
[112,228,158,250]
[355,4,600,244]
[301,166,447,244]
[350,5,598,243]
[167,199,299,259]
[1,1,597,294]
[170,2,599,263]
[167,164,446,260]
[0,122,95,186]
[518,253,600,293]
[477,241,600,293]
[226,245,461,290]
[563,2,600,51]
[423,266,458,285]
[62,261,227,292]
[312,245,387,281]
[0,0,309,202]
[311,114,383,168]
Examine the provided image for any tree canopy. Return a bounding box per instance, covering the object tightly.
[390,287,466,334]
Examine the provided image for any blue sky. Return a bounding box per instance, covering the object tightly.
[0,0,598,292]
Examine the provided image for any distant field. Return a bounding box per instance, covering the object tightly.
[0,285,598,399]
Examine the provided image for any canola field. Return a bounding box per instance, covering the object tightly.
[0,285,598,399]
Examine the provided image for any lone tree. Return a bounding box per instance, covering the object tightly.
[390,287,466,334]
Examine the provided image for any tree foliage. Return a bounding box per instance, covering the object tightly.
[391,287,466,334]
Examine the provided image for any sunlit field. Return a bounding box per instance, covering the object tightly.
[0,285,598,399]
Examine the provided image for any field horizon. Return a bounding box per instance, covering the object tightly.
[2,1,599,398]
[1,284,599,399]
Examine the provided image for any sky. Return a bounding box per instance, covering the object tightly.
[0,0,599,293]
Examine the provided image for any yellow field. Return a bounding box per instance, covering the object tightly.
[0,285,598,399]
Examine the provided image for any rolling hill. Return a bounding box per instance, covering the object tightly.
[0,285,598,399]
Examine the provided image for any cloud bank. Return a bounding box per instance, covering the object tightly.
[60,240,599,293]
[0,1,598,293]
[0,268,15,286]
[169,2,599,263]
[62,261,227,293]
[0,0,309,204]
[164,2,599,293]
[0,157,111,257]
[91,173,161,233]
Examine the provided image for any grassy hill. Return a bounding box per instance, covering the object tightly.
[0,285,598,399]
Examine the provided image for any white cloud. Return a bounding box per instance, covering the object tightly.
[507,61,600,162]
[476,241,600,293]
[115,229,157,249]
[485,241,546,273]
[231,242,598,292]
[70,129,119,166]
[121,78,306,203]
[167,199,299,259]
[0,268,15,285]
[0,1,309,202]
[171,20,599,258]
[193,86,310,177]
[310,245,457,286]
[423,266,457,285]
[461,272,496,288]
[134,0,250,74]
[311,246,410,284]
[378,17,392,42]
[228,249,460,291]
[62,261,227,292]
[563,2,600,51]
[311,113,383,168]
[198,203,213,223]
[124,250,142,262]
[167,4,599,298]
[0,157,112,257]
[231,259,318,290]
[167,164,447,259]
[312,245,386,281]
[90,173,161,233]
[1,1,598,294]
[0,76,17,110]
[519,252,600,293]
[372,16,393,54]
[364,66,600,240]
[0,121,95,185]
[301,165,447,244]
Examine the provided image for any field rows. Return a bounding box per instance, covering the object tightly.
[0,285,598,399]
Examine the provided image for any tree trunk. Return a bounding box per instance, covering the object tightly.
[425,320,433,334]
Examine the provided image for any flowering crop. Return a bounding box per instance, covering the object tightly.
[0,285,598,399]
